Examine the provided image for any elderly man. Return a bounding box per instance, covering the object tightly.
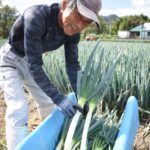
[0,0,102,149]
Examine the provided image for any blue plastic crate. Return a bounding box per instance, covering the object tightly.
[15,95,139,150]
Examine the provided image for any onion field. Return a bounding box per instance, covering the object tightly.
[43,41,150,150]
[0,40,149,149]
[44,41,150,113]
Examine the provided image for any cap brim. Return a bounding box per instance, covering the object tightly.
[77,0,100,27]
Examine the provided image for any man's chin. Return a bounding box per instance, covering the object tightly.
[65,31,75,36]
[64,29,76,36]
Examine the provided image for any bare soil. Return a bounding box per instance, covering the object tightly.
[0,89,40,150]
[134,124,150,150]
[0,89,150,150]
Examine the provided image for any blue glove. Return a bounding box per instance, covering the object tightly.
[58,98,82,118]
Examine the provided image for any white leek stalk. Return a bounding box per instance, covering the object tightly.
[64,110,81,150]
[80,102,95,150]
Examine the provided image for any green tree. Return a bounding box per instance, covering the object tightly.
[98,16,107,34]
[110,14,150,35]
[81,16,107,39]
[0,5,18,38]
[111,20,120,35]
[119,19,128,30]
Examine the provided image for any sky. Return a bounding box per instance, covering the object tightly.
[2,0,150,17]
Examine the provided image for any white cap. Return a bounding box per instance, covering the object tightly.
[77,0,102,26]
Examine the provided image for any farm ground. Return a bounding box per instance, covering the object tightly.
[0,89,150,150]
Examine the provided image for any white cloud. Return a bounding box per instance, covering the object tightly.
[100,0,150,17]
[3,0,150,18]
[132,0,150,7]
[101,7,150,17]
[3,0,60,13]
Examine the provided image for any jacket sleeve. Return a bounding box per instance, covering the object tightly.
[23,6,65,105]
[64,34,81,94]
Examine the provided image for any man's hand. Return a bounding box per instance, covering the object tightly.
[58,98,82,118]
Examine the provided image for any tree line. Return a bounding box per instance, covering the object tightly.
[0,5,18,38]
[111,14,150,35]
[0,4,150,39]
[82,14,150,38]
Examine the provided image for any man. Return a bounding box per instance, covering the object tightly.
[0,0,102,149]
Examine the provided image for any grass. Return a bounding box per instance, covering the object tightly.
[0,128,7,150]
[0,39,6,46]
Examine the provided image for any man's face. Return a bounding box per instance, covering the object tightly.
[62,7,92,36]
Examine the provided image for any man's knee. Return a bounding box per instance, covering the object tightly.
[6,104,28,127]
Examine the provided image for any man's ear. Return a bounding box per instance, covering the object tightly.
[60,0,68,11]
